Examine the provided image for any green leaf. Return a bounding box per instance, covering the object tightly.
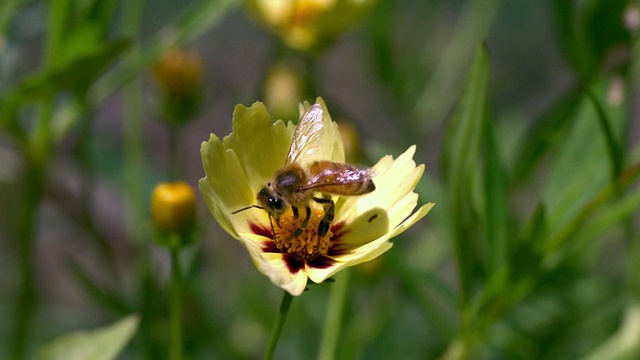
[482,115,510,274]
[35,314,140,360]
[543,163,640,267]
[584,84,624,182]
[542,79,626,237]
[512,87,581,182]
[442,44,490,305]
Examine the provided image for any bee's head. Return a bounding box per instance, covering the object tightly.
[257,185,286,215]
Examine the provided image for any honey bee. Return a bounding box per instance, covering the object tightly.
[233,103,376,239]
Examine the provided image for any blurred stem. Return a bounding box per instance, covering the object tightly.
[170,248,183,360]
[168,125,181,181]
[119,0,150,355]
[9,0,64,354]
[10,159,45,360]
[75,95,119,281]
[317,270,350,360]
[121,0,146,246]
[264,291,294,360]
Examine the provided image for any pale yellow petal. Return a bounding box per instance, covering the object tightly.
[332,202,433,267]
[237,234,309,296]
[306,241,394,283]
[260,253,309,296]
[335,145,424,234]
[200,134,258,237]
[222,102,295,192]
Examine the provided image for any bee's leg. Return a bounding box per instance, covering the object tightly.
[293,205,311,237]
[292,206,299,219]
[312,196,335,237]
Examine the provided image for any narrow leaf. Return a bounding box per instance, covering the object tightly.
[442,44,490,305]
[483,115,510,274]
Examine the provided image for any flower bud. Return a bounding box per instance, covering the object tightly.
[151,48,204,124]
[151,181,197,248]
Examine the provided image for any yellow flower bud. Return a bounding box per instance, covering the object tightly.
[151,48,204,124]
[151,181,197,248]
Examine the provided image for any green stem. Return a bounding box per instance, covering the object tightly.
[170,249,183,360]
[168,125,181,181]
[264,291,294,360]
[10,160,45,360]
[317,270,350,360]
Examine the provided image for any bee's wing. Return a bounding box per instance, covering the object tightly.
[303,162,377,193]
[285,104,325,166]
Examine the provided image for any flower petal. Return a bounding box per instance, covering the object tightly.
[223,102,295,192]
[309,202,434,283]
[258,252,309,296]
[200,133,258,237]
[306,241,393,284]
[335,145,423,228]
[238,233,309,296]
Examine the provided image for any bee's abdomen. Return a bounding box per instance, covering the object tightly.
[307,161,376,196]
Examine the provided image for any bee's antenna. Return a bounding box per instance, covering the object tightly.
[231,205,264,214]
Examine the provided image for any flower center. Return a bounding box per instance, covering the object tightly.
[273,207,333,260]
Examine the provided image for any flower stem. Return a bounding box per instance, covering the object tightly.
[10,160,45,360]
[317,270,350,360]
[263,291,294,360]
[168,124,181,181]
[170,248,183,360]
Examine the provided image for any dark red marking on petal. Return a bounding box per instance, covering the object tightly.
[250,222,273,239]
[284,254,305,274]
[327,246,348,256]
[331,221,345,236]
[307,255,335,269]
[261,241,279,253]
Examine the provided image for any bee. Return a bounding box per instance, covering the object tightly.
[233,103,376,239]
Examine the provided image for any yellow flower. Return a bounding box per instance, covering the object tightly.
[199,98,433,295]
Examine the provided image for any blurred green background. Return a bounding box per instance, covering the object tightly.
[1,0,640,359]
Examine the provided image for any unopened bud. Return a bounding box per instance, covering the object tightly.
[152,48,204,124]
[151,181,197,248]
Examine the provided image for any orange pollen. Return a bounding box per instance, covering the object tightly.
[273,207,333,260]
